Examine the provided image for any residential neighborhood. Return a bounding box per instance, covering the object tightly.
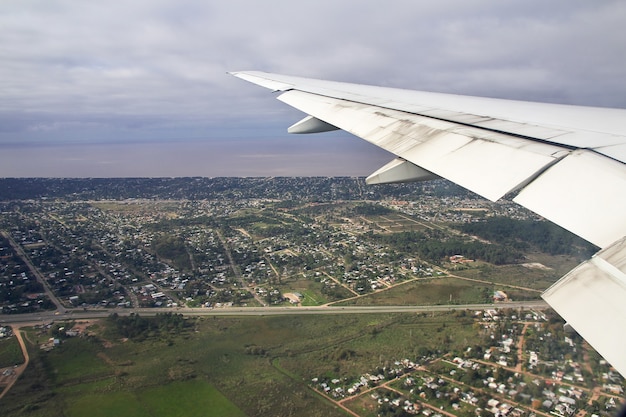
[310,309,624,417]
[1,177,567,316]
[0,177,619,417]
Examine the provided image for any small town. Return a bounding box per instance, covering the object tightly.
[0,177,569,315]
[309,308,623,417]
[0,178,622,417]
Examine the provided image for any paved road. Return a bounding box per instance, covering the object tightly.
[0,300,549,325]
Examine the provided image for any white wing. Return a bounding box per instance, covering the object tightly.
[231,71,626,376]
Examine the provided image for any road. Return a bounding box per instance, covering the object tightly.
[0,300,549,325]
[216,229,268,307]
[0,327,29,400]
[1,231,65,311]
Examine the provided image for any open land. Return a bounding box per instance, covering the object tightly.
[0,309,623,417]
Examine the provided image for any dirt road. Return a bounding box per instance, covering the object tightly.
[0,326,29,400]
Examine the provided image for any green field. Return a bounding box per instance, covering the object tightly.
[0,334,24,368]
[0,312,479,417]
[336,277,494,306]
[278,278,329,306]
[65,380,245,417]
[300,289,326,306]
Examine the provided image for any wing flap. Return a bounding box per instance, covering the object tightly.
[514,150,626,248]
[542,236,626,376]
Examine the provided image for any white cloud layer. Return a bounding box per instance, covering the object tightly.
[1,0,625,176]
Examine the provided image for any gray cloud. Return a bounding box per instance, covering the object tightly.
[1,0,625,177]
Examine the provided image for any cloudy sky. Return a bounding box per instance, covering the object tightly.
[1,0,625,177]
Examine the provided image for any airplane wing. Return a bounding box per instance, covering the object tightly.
[230,71,626,376]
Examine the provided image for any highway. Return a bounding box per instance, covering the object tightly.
[0,300,550,325]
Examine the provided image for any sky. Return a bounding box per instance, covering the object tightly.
[1,0,625,178]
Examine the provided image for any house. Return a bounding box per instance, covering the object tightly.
[0,327,9,338]
[450,255,474,263]
[493,291,508,301]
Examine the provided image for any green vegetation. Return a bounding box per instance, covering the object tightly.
[373,230,524,265]
[300,289,326,306]
[0,333,24,367]
[153,234,192,271]
[65,380,245,417]
[350,203,394,216]
[0,312,479,417]
[337,277,494,306]
[457,216,597,258]
[107,312,191,341]
[1,310,622,417]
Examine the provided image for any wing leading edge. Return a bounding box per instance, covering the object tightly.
[231,71,626,376]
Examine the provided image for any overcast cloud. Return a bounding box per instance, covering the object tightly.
[1,0,625,177]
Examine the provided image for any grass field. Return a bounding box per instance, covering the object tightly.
[0,334,24,368]
[66,380,245,417]
[278,278,329,306]
[44,337,112,384]
[370,213,433,234]
[336,277,494,306]
[0,312,482,417]
[300,289,326,306]
[344,394,378,417]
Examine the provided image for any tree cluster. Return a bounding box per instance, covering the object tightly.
[374,231,523,265]
[152,234,191,271]
[458,217,597,258]
[107,312,190,340]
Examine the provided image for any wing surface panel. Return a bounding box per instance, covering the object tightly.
[279,89,568,202]
[230,71,626,160]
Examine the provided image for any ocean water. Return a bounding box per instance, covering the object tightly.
[0,136,390,178]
